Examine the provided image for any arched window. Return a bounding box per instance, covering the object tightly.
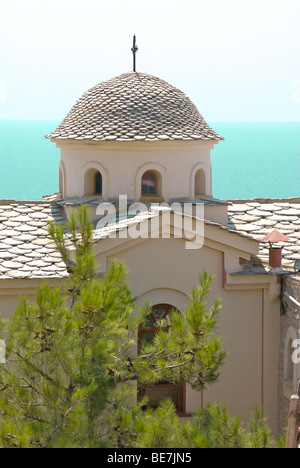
[94,171,102,196]
[195,169,206,198]
[141,171,157,196]
[138,304,184,412]
[84,168,103,197]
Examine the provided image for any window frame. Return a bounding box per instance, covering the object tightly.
[141,170,158,197]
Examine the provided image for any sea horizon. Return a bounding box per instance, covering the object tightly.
[0,120,299,201]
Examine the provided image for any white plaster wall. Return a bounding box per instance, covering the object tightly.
[56,140,217,201]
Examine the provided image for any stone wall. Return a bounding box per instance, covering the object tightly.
[278,274,300,435]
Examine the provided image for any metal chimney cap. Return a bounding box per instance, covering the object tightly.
[262,229,290,243]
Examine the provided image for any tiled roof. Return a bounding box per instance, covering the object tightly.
[228,198,300,269]
[0,197,299,280]
[0,202,68,280]
[89,206,255,244]
[45,72,224,143]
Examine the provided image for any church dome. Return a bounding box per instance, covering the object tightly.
[46,72,224,142]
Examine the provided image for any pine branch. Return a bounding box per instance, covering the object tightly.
[41,396,83,449]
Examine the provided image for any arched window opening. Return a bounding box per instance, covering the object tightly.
[195,169,206,198]
[94,171,102,196]
[84,168,103,197]
[142,171,157,197]
[138,304,184,412]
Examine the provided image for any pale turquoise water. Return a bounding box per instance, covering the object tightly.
[211,122,300,199]
[0,120,61,200]
[0,121,299,200]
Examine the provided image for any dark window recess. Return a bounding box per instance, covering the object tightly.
[95,172,102,195]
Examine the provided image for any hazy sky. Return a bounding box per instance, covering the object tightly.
[0,0,299,122]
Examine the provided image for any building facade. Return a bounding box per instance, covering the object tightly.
[0,71,299,434]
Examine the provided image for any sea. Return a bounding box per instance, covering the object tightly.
[0,120,299,201]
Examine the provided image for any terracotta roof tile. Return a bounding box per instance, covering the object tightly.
[1,197,299,280]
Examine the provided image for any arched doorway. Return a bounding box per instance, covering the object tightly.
[138,304,184,411]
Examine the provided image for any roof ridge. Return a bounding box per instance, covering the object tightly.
[228,197,300,204]
[0,200,53,205]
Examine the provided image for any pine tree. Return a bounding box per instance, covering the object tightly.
[0,205,276,448]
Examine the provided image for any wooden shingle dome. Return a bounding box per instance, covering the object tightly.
[46,72,224,142]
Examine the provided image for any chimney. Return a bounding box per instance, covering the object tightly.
[262,230,290,270]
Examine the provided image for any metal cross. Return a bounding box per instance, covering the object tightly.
[131,35,138,72]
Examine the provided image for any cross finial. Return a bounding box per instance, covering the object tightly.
[131,35,138,72]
